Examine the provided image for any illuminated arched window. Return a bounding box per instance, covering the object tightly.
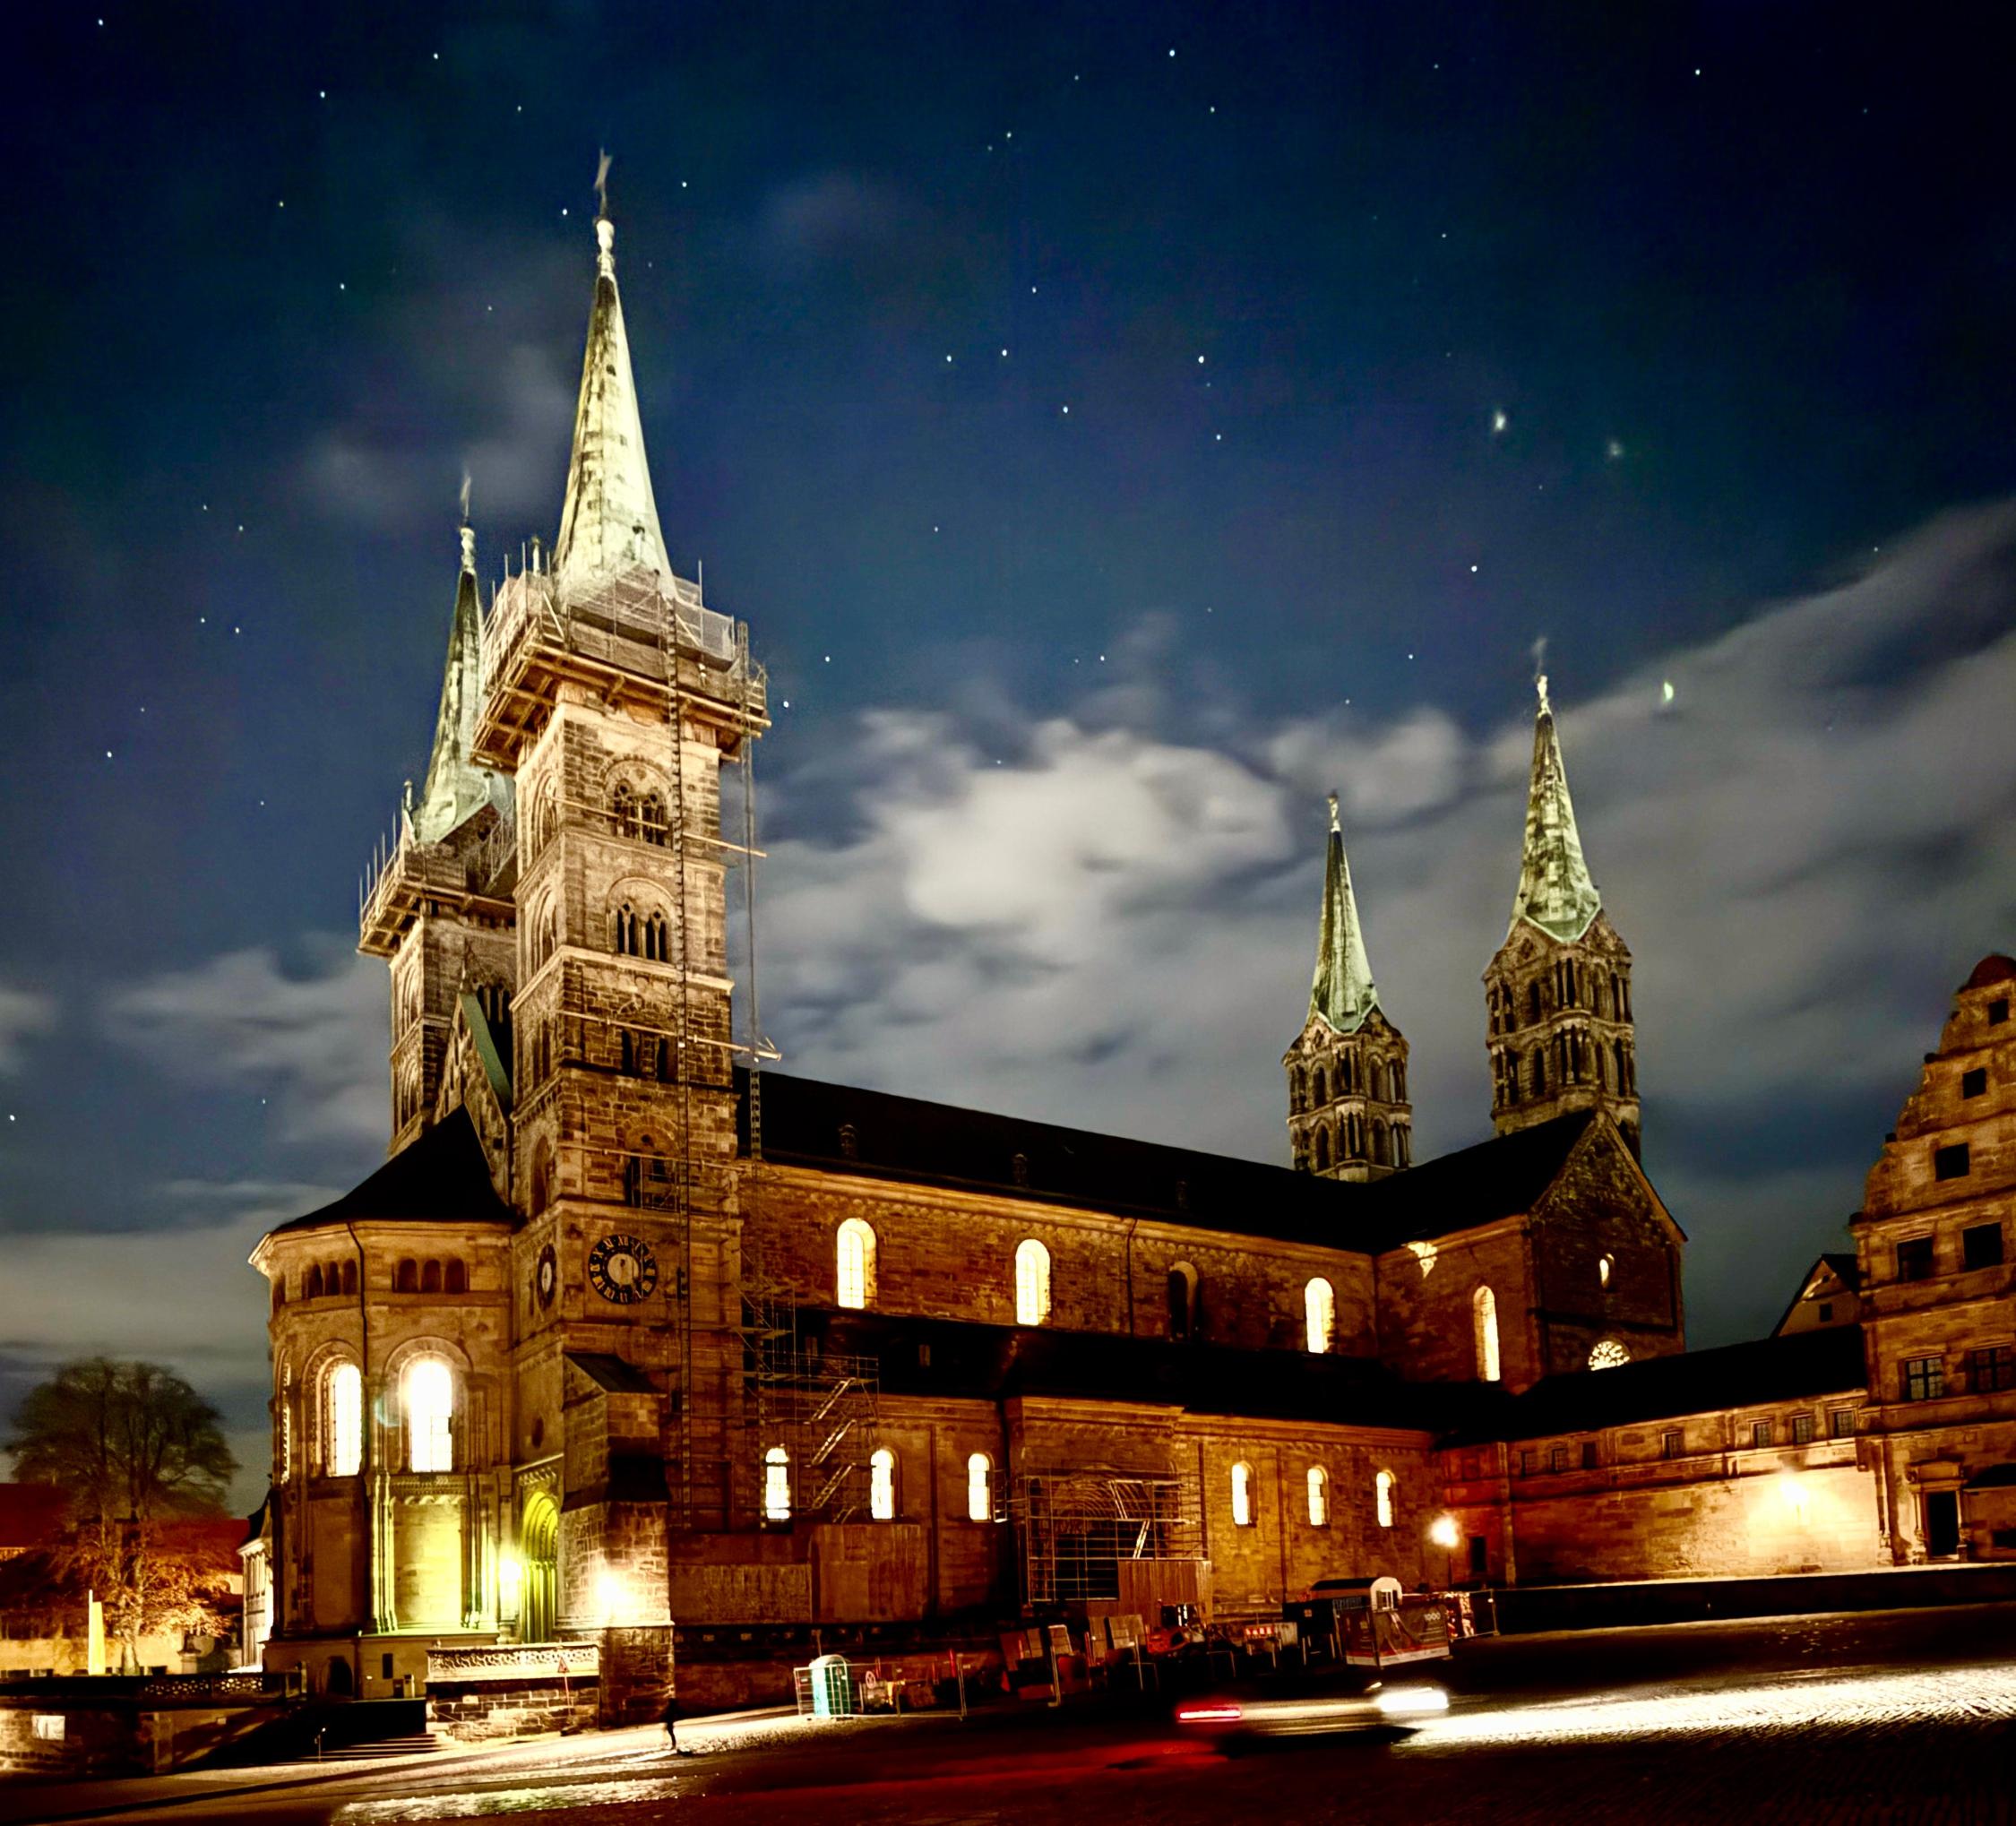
[869,1448,895,1521]
[324,1361,362,1478]
[967,1452,994,1522]
[1231,1460,1255,1528]
[1306,1466,1328,1527]
[404,1357,454,1473]
[1305,1278,1335,1354]
[764,1446,792,1521]
[1589,1339,1631,1371]
[1474,1286,1502,1383]
[1014,1239,1051,1327]
[1598,1253,1614,1288]
[836,1218,876,1310]
[1375,1469,1395,1529]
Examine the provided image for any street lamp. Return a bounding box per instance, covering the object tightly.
[1428,1512,1460,1589]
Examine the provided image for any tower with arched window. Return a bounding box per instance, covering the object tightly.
[1283,796,1412,1182]
[1483,676,1641,1155]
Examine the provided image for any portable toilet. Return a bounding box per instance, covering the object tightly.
[808,1653,854,1718]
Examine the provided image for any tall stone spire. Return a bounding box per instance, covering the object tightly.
[1510,675,1604,943]
[1309,793,1381,1036]
[1285,795,1410,1183]
[551,203,674,604]
[412,521,504,847]
[1485,675,1641,1154]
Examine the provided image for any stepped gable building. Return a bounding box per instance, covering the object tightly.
[246,203,2016,1718]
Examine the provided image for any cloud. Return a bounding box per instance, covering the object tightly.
[754,501,2016,1339]
[105,939,385,1146]
[757,171,911,270]
[0,985,56,1073]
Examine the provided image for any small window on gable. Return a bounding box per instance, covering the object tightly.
[1989,997,2010,1025]
[1934,1143,1971,1181]
[1817,1301,1834,1322]
[1961,1068,1988,1098]
[1963,1224,2004,1271]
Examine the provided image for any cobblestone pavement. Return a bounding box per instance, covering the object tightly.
[21,1606,2016,1825]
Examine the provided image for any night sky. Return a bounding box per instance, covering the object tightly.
[5,4,2015,1503]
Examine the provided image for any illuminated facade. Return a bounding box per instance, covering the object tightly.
[247,207,2016,1718]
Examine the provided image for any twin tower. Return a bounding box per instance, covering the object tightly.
[1283,678,1641,1182]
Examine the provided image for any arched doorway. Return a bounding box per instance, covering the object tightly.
[521,1492,560,1644]
[324,1655,354,1697]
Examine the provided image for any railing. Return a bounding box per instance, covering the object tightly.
[427,1644,600,1684]
[0,1671,280,1704]
[481,564,745,689]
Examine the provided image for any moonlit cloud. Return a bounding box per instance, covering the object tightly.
[0,985,57,1074]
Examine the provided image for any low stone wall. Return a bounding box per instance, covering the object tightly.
[1497,1561,2016,1633]
[0,1678,280,1778]
[671,1620,1004,1711]
[426,1645,599,1743]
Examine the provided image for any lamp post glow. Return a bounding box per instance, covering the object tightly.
[1428,1512,1460,1588]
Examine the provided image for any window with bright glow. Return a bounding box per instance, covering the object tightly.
[1375,1469,1395,1529]
[1305,1466,1328,1527]
[836,1218,876,1310]
[1014,1238,1051,1327]
[1305,1278,1335,1354]
[966,1452,993,1523]
[764,1446,792,1521]
[869,1448,895,1520]
[1588,1339,1630,1371]
[404,1357,454,1473]
[1231,1460,1255,1528]
[325,1361,362,1477]
[1598,1253,1614,1288]
[1473,1286,1501,1382]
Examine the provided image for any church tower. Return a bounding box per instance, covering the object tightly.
[1484,677,1640,1153]
[358,520,516,1154]
[1285,796,1411,1181]
[470,202,768,1602]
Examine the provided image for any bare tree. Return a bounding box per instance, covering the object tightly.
[5,1358,237,1668]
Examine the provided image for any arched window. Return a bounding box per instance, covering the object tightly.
[395,1259,418,1294]
[1314,1125,1331,1171]
[1529,1048,1546,1097]
[967,1452,994,1522]
[644,911,670,962]
[763,1446,792,1521]
[339,1260,358,1296]
[306,1264,325,1300]
[612,781,638,839]
[1312,1065,1328,1106]
[1589,1339,1631,1371]
[614,903,640,956]
[1231,1460,1255,1528]
[1014,1238,1051,1327]
[445,1259,468,1296]
[529,1141,553,1213]
[531,903,556,971]
[1305,1278,1335,1354]
[1474,1286,1502,1382]
[836,1219,876,1310]
[1528,981,1542,1024]
[869,1448,896,1521]
[324,1361,362,1478]
[1167,1262,1198,1340]
[1289,1066,1305,1113]
[639,790,668,846]
[1598,1253,1614,1288]
[1374,1469,1395,1529]
[1372,1118,1389,1166]
[421,1261,443,1295]
[404,1357,454,1473]
[1306,1466,1328,1527]
[1393,1061,1408,1101]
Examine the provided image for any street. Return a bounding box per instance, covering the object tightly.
[7,1606,2016,1825]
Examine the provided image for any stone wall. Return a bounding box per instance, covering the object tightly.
[426,1644,599,1742]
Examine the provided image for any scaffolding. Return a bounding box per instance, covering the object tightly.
[1015,1474,1204,1611]
[473,549,876,1537]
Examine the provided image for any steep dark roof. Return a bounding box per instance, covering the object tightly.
[738,1069,1598,1254]
[272,1108,513,1236]
[810,1309,1490,1434]
[1822,1251,1861,1291]
[1963,953,2016,990]
[1453,1326,1867,1443]
[1770,1252,1863,1336]
[567,1351,659,1395]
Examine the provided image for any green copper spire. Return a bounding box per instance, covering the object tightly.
[411,523,504,846]
[1309,793,1381,1035]
[1510,675,1603,943]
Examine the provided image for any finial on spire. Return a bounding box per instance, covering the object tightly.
[594,148,612,218]
[1327,791,1341,832]
[1536,672,1551,714]
[593,151,616,277]
[459,522,476,573]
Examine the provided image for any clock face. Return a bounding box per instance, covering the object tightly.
[587,1233,659,1305]
[535,1244,557,1308]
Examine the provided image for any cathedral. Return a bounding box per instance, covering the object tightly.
[246,204,2016,1722]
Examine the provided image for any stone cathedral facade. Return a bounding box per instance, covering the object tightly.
[247,209,2016,1718]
